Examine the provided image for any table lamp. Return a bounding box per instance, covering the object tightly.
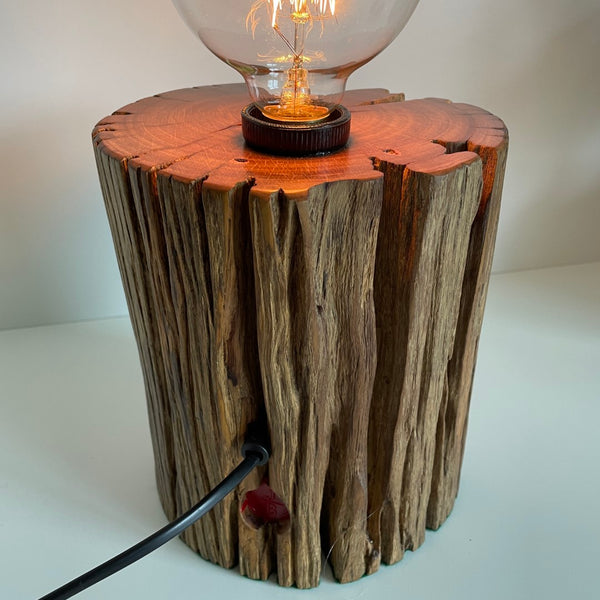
[37,1,508,596]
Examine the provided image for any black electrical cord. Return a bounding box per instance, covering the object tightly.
[38,437,270,600]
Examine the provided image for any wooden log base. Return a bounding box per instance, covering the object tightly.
[93,84,508,588]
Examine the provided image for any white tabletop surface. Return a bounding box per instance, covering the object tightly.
[2,262,599,600]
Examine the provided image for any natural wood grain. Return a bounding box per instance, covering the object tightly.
[368,152,483,564]
[426,127,509,530]
[93,84,508,588]
[248,178,382,586]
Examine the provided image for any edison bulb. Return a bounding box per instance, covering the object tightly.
[173,0,420,123]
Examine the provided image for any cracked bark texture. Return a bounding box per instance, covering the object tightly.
[93,84,508,588]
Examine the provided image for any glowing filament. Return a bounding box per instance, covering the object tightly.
[269,0,336,27]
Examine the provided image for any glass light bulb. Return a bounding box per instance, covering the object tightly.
[173,0,420,123]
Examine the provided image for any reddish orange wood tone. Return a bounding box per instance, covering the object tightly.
[95,85,505,198]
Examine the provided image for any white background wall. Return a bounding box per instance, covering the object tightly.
[1,0,598,330]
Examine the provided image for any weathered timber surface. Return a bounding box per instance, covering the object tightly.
[93,84,508,588]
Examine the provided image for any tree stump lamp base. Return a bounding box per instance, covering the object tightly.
[93,84,508,588]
